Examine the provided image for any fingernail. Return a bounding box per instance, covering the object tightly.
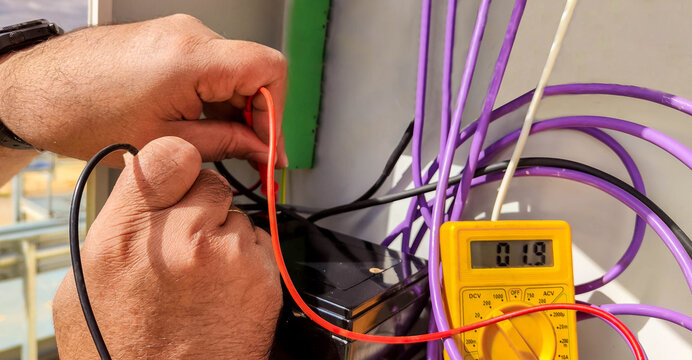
[278,152,289,168]
[123,152,134,168]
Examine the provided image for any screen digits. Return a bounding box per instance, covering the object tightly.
[471,240,553,268]
[496,243,510,267]
[534,241,546,266]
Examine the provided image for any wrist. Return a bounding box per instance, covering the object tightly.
[0,53,35,149]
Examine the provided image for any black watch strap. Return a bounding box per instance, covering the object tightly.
[0,19,63,55]
[0,120,34,150]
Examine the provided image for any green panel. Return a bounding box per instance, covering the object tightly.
[282,0,330,169]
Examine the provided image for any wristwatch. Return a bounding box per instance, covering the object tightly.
[0,19,63,150]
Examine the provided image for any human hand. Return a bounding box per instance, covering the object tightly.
[52,137,282,359]
[0,14,287,167]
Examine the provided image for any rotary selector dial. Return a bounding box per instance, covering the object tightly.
[478,302,556,360]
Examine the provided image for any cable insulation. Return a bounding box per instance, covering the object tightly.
[70,144,138,360]
[355,120,415,202]
[491,0,578,221]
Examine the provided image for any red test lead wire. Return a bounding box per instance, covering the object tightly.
[243,94,277,198]
[257,87,645,359]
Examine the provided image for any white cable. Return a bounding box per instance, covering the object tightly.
[490,0,579,221]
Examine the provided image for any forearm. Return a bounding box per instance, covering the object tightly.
[0,147,39,186]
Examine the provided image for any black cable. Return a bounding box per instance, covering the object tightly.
[354,120,415,202]
[306,157,692,259]
[236,202,320,214]
[514,158,692,258]
[70,143,137,360]
[213,161,322,214]
[240,180,261,194]
[214,161,267,205]
[215,118,411,209]
[307,163,491,222]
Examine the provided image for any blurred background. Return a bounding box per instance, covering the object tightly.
[0,2,87,359]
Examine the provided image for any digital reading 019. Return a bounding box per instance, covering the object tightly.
[470,240,554,269]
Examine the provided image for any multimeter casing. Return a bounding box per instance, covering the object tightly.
[440,220,578,360]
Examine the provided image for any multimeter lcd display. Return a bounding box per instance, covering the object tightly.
[470,240,553,268]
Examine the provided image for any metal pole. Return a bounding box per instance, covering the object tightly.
[21,239,37,360]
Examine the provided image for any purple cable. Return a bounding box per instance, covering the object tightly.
[426,315,441,360]
[582,303,692,331]
[392,0,434,260]
[575,301,647,359]
[412,0,432,190]
[480,116,692,170]
[430,1,492,359]
[440,0,459,156]
[469,168,692,291]
[449,0,526,221]
[455,83,692,148]
[578,302,692,359]
[476,125,647,294]
[400,162,439,253]
[408,0,434,239]
[572,129,646,293]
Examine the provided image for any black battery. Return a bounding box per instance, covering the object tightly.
[255,213,429,360]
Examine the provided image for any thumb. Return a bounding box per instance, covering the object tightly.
[110,136,202,211]
[168,119,271,164]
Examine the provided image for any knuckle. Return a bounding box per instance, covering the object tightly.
[155,15,209,60]
[166,13,203,26]
[236,41,287,73]
[270,48,288,74]
[255,46,288,80]
[194,169,232,202]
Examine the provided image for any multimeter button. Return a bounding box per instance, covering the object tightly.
[523,287,564,305]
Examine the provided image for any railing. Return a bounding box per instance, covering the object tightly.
[0,218,85,360]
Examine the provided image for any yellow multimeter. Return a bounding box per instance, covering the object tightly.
[440,220,578,360]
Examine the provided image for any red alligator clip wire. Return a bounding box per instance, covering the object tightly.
[244,95,278,199]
